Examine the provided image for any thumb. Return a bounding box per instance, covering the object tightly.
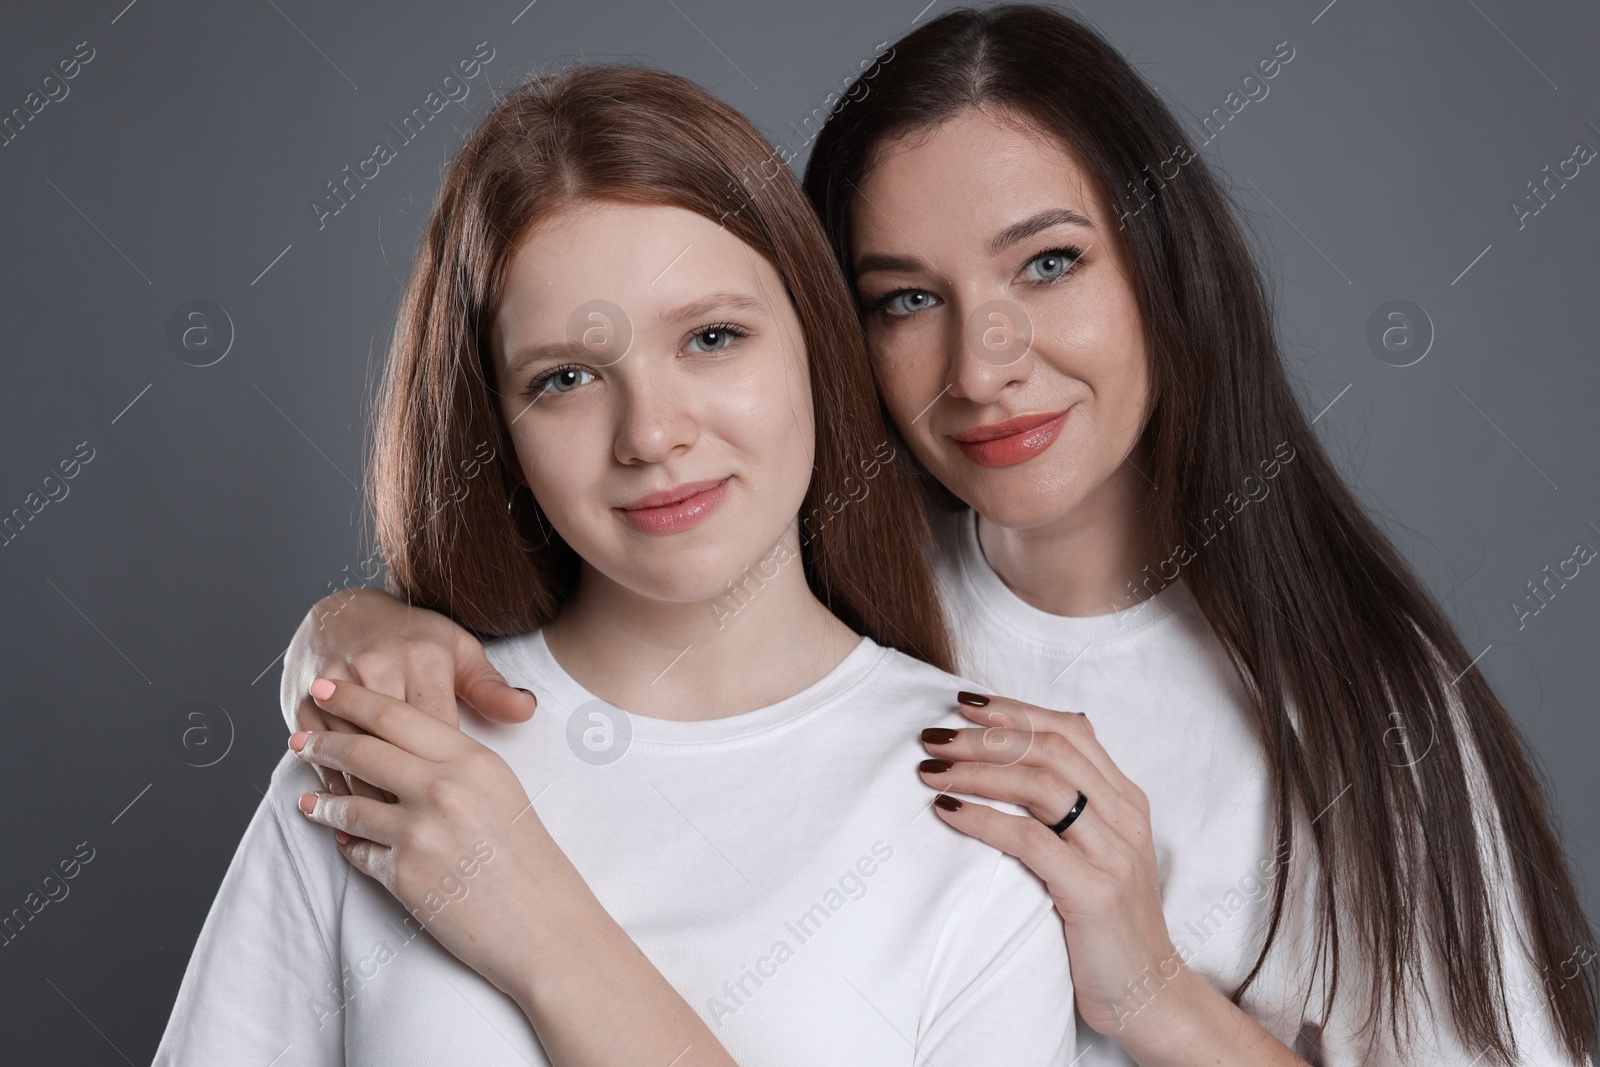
[454,628,537,723]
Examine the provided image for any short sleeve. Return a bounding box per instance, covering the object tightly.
[153,750,351,1066]
[917,849,1077,1064]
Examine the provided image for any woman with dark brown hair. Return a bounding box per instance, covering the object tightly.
[277,6,1597,1066]
[803,6,1596,1065]
[152,64,1078,1066]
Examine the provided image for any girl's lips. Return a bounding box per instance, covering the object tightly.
[952,410,1069,467]
[618,478,730,535]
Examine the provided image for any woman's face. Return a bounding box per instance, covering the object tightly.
[850,107,1151,531]
[489,201,816,604]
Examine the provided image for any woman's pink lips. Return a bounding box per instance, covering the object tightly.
[952,410,1069,467]
[618,477,730,535]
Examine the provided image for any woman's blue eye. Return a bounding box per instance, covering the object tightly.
[1023,247,1082,282]
[537,366,594,395]
[882,290,939,316]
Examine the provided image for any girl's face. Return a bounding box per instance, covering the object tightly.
[850,107,1152,531]
[489,201,816,604]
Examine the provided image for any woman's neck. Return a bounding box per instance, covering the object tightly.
[542,531,861,722]
[976,455,1163,618]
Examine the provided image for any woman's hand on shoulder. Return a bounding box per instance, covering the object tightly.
[918,693,1226,1059]
[281,585,537,800]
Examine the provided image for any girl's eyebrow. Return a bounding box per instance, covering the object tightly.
[504,338,591,375]
[503,290,767,373]
[654,290,764,328]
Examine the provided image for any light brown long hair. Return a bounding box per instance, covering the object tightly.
[367,63,954,673]
[803,6,1596,1063]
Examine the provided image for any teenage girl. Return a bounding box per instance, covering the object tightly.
[154,63,1077,1066]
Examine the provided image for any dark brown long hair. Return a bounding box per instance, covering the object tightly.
[803,6,1596,1061]
[367,63,954,673]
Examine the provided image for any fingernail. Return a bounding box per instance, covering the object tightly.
[516,687,538,707]
[298,792,317,815]
[921,728,958,744]
[288,731,310,753]
[335,830,351,845]
[933,794,963,812]
[920,758,954,774]
[957,691,990,707]
[310,678,337,701]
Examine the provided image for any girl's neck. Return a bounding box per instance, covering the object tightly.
[541,531,861,722]
[976,454,1163,618]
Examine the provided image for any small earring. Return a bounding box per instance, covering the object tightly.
[507,482,553,549]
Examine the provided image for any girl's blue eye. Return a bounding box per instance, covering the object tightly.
[1023,247,1082,282]
[686,325,744,353]
[881,290,940,317]
[534,365,594,395]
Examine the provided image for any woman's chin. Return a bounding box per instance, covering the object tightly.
[937,473,1097,532]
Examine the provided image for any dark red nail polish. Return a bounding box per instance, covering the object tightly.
[920,758,954,774]
[922,727,958,744]
[933,794,963,812]
[957,691,990,707]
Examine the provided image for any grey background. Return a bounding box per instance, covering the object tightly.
[1,0,1595,1060]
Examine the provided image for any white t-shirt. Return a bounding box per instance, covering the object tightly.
[927,505,1579,1066]
[154,630,1078,1065]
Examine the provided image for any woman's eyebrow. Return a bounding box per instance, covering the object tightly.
[986,208,1095,256]
[853,252,925,279]
[853,208,1097,279]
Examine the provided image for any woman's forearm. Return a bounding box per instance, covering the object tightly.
[1116,965,1307,1067]
[508,844,738,1067]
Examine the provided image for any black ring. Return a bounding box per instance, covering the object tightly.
[1045,791,1088,836]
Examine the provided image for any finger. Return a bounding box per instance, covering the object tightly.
[290,728,420,798]
[296,789,403,846]
[960,695,1136,802]
[333,654,412,799]
[311,711,393,802]
[455,626,536,725]
[403,642,466,727]
[923,718,1143,860]
[921,759,1127,872]
[920,754,1086,826]
[337,831,398,888]
[929,794,1091,890]
[292,699,351,796]
[308,677,472,759]
[924,715,1115,800]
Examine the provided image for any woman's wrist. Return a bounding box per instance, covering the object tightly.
[1111,962,1305,1067]
[1108,960,1208,1063]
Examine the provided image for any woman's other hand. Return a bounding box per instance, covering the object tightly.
[280,586,537,800]
[919,694,1195,1047]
